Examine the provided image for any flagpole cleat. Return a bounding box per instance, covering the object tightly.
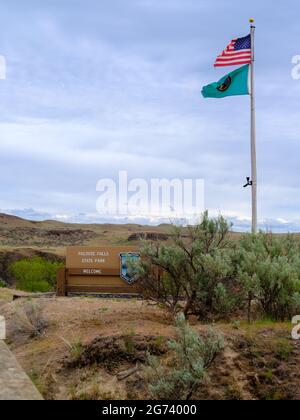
[243,177,253,188]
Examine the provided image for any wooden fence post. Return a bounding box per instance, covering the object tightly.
[56,268,67,297]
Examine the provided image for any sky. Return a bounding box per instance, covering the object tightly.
[0,0,300,232]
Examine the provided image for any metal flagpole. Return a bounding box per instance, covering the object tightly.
[250,18,257,233]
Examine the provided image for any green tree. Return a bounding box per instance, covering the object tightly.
[9,257,63,293]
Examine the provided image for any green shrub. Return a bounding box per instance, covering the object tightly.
[136,213,300,322]
[213,282,239,320]
[136,212,242,319]
[145,314,224,400]
[275,339,293,361]
[238,233,300,321]
[9,257,63,293]
[0,278,6,288]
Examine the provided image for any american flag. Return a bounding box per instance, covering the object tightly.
[214,34,252,67]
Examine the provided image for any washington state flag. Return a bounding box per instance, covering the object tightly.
[202,65,250,98]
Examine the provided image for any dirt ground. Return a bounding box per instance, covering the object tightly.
[1,289,300,400]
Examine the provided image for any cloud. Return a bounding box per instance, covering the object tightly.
[0,0,299,231]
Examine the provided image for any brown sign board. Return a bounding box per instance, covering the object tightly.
[66,246,139,269]
[57,246,140,296]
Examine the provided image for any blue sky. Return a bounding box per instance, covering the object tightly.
[0,0,300,231]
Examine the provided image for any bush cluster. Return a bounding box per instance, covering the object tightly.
[9,257,63,293]
[135,212,300,322]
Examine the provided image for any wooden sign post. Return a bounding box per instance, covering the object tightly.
[56,246,140,296]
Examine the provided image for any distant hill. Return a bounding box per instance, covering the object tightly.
[0,212,176,285]
[0,213,68,229]
[0,212,173,252]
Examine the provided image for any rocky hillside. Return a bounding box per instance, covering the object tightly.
[0,213,172,248]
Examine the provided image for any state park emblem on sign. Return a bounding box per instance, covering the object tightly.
[120,253,140,285]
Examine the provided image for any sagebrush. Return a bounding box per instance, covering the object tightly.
[136,212,300,322]
[145,313,224,400]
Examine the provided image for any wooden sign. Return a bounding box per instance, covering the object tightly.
[66,246,138,269]
[57,246,140,296]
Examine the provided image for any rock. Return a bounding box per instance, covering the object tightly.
[128,232,169,242]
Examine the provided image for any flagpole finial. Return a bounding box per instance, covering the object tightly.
[249,18,255,24]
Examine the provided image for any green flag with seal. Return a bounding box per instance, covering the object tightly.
[202,64,250,99]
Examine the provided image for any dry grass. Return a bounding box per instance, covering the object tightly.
[0,287,14,303]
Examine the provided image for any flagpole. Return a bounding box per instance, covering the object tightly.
[250,19,257,233]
